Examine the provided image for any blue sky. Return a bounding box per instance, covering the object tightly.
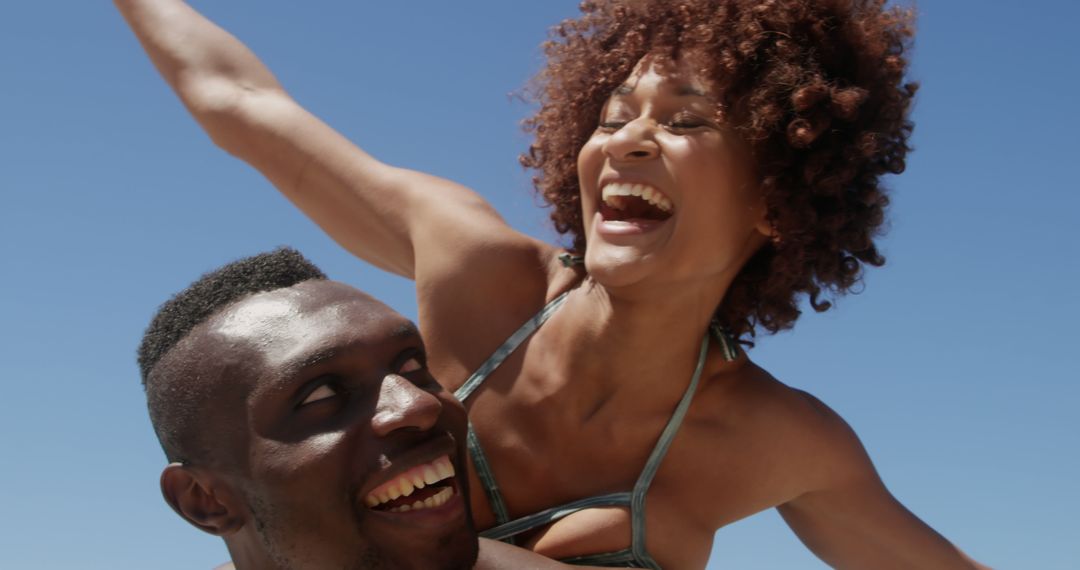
[2,1,1077,568]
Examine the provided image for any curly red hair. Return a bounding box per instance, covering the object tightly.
[522,0,917,341]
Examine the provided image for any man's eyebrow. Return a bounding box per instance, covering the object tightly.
[280,346,345,380]
[281,322,422,378]
[391,322,421,341]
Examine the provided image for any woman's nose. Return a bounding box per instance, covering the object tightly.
[603,117,660,162]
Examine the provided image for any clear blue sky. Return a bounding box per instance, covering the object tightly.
[2,1,1077,568]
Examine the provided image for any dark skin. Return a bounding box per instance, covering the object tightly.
[154,280,479,570]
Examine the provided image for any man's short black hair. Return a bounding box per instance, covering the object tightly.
[138,247,326,463]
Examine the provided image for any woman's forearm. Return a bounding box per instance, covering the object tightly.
[114,0,283,121]
[113,0,514,279]
[112,0,418,273]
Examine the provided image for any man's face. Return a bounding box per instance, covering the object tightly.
[187,280,476,570]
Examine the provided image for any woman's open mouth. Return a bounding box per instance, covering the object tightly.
[599,182,673,222]
[597,182,673,235]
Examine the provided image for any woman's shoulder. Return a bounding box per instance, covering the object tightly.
[417,239,579,387]
[704,360,848,431]
[671,362,872,526]
[740,367,858,450]
[698,363,870,491]
[725,364,868,490]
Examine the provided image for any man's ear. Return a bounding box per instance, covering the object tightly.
[161,463,245,536]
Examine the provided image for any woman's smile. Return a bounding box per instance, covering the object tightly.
[576,55,766,286]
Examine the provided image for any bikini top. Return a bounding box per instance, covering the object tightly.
[454,288,740,569]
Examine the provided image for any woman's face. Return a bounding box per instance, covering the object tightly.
[577,55,770,294]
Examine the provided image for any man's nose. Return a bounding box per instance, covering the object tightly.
[603,117,660,161]
[370,374,442,437]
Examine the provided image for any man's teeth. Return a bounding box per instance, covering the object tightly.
[385,486,455,513]
[363,455,455,509]
[601,183,673,212]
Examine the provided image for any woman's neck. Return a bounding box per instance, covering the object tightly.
[539,274,734,419]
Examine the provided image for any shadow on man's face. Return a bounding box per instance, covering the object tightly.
[161,280,477,570]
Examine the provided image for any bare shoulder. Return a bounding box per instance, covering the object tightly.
[695,363,987,568]
[705,361,847,432]
[418,238,577,389]
[701,361,875,495]
[762,369,866,465]
[416,228,566,321]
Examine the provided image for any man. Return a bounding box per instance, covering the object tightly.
[139,248,574,569]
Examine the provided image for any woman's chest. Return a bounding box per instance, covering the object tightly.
[463,386,798,568]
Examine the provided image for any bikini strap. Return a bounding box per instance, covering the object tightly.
[558,252,585,267]
[467,423,514,534]
[709,319,741,361]
[480,492,632,542]
[455,290,572,537]
[629,333,711,569]
[454,290,571,402]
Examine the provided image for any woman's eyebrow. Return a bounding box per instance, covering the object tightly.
[611,84,708,97]
[676,85,708,97]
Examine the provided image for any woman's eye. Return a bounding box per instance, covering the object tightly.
[300,384,338,406]
[669,116,706,129]
[399,357,423,374]
[598,121,626,131]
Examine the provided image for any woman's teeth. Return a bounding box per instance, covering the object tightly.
[363,455,455,509]
[601,183,673,213]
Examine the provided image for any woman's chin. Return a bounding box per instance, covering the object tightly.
[581,212,679,289]
[583,243,660,290]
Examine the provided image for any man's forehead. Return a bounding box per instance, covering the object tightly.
[148,281,417,439]
[200,281,415,371]
[210,282,387,339]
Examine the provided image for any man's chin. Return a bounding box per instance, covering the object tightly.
[385,529,479,570]
[358,485,478,569]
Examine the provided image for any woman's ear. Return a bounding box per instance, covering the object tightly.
[160,463,246,536]
[752,198,780,245]
[755,218,778,241]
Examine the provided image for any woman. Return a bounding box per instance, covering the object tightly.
[116,0,986,567]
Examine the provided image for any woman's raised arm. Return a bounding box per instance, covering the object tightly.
[114,0,516,279]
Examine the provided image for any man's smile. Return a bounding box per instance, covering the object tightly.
[363,454,457,512]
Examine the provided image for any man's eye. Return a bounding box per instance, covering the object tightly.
[399,357,423,374]
[300,384,338,406]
